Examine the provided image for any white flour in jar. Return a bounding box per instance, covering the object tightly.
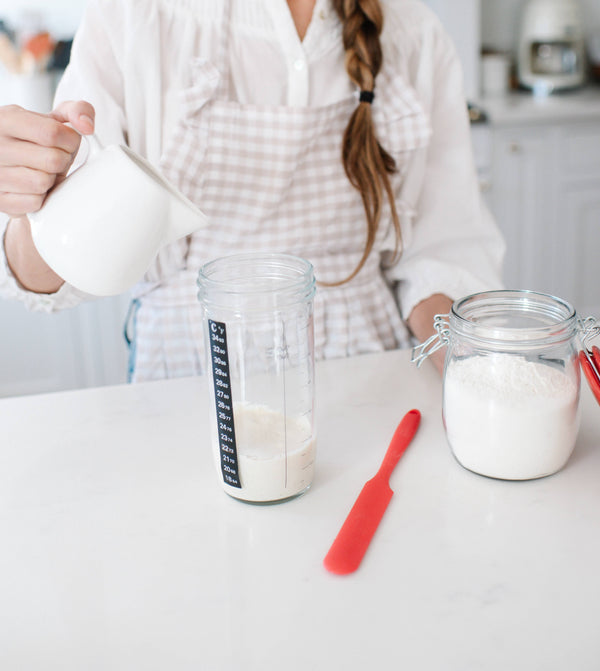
[217,402,315,502]
[443,353,580,480]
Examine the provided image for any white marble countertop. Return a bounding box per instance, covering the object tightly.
[1,349,599,670]
[475,84,600,126]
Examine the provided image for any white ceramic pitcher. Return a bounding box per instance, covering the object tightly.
[29,135,208,296]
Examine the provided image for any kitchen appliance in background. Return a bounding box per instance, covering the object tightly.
[517,0,587,93]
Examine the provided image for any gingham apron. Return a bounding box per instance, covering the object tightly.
[128,1,431,382]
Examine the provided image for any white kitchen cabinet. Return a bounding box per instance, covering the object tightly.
[0,292,130,398]
[484,91,600,318]
[554,181,600,317]
[488,126,551,293]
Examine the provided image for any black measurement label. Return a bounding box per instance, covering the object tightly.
[208,320,241,488]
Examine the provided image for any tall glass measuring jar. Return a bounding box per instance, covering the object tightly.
[197,253,316,503]
[413,290,584,480]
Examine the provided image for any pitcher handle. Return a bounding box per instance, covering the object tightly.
[79,132,104,163]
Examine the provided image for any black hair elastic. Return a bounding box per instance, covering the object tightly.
[359,90,375,104]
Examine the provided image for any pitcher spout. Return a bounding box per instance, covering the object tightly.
[165,190,208,245]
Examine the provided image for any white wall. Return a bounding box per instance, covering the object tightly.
[422,0,481,100]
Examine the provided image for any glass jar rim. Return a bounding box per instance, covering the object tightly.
[450,289,577,346]
[199,252,314,287]
[197,252,316,308]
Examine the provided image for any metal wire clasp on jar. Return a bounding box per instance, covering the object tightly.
[412,290,599,481]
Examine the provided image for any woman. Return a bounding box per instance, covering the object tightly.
[0,0,504,379]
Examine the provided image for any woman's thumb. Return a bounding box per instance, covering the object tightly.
[50,100,95,134]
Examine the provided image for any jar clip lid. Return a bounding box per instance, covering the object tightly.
[411,314,449,368]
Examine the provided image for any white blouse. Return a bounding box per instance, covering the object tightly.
[0,0,504,325]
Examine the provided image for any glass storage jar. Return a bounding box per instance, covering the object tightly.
[197,253,316,503]
[412,290,598,480]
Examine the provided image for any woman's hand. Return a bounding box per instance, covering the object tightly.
[0,100,95,217]
[407,293,453,375]
[1,101,95,293]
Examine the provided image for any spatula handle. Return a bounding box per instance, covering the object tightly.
[377,409,421,482]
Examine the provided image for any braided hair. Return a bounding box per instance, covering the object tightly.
[330,0,400,284]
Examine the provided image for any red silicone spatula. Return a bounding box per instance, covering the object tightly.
[579,345,600,405]
[323,408,421,575]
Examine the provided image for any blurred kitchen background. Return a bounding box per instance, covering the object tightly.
[0,0,599,397]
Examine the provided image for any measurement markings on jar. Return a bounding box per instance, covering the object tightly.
[208,320,241,488]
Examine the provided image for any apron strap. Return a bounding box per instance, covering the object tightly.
[216,0,232,100]
[123,298,142,382]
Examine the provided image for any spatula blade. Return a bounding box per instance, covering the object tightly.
[323,477,393,575]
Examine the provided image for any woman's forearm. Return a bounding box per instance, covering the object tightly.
[4,216,64,293]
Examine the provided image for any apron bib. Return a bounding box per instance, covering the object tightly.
[129,0,431,382]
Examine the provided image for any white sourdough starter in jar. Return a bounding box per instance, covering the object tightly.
[444,353,580,480]
[217,402,316,502]
[199,252,316,502]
